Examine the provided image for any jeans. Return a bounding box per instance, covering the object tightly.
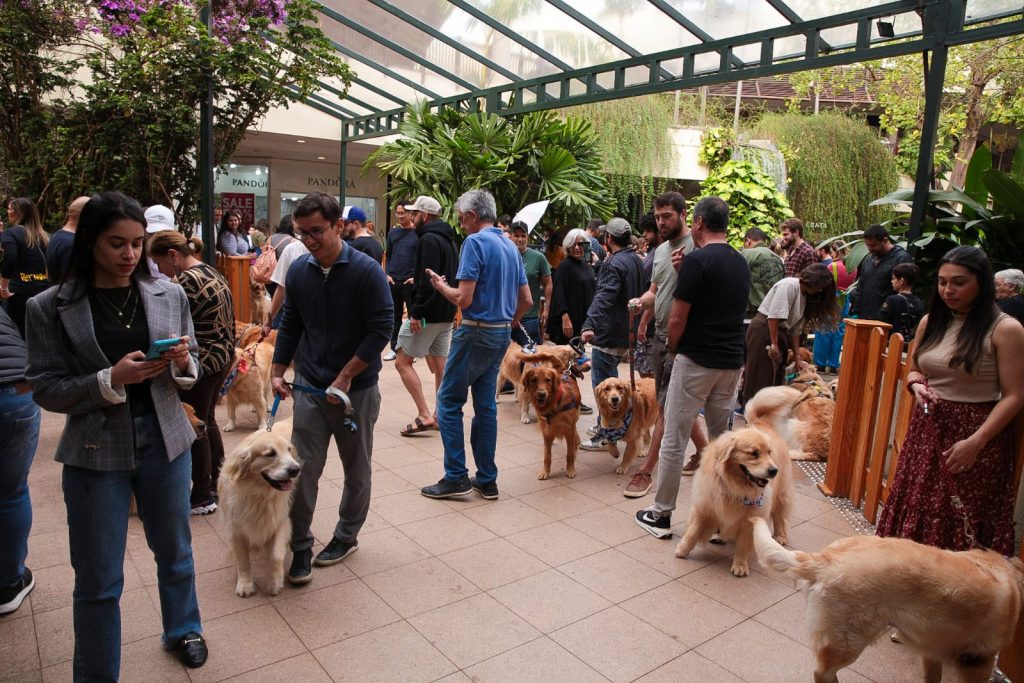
[62,413,201,682]
[511,317,541,347]
[0,386,40,585]
[437,324,510,485]
[590,348,621,391]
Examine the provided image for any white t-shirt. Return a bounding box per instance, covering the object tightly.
[270,240,310,286]
[758,277,804,333]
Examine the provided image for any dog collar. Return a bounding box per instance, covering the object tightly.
[738,494,765,507]
[598,400,633,443]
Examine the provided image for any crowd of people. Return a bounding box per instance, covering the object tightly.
[1,186,1022,681]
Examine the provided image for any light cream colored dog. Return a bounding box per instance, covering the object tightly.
[223,339,275,432]
[593,377,656,474]
[752,517,1024,683]
[745,382,834,461]
[218,428,302,597]
[674,427,793,577]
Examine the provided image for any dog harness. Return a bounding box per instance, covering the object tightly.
[219,329,267,397]
[539,381,578,421]
[598,400,633,444]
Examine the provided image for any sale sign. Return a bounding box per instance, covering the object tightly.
[221,193,255,229]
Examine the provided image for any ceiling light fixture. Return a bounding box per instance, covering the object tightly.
[296,139,306,143]
[317,156,326,160]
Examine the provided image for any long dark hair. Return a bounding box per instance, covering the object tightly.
[800,263,839,331]
[914,245,998,373]
[220,209,242,234]
[62,191,151,298]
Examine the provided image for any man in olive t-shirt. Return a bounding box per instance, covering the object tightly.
[509,222,551,345]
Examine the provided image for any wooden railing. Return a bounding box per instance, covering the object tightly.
[823,318,1024,680]
[216,254,254,324]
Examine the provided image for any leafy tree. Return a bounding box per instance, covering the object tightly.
[0,0,350,228]
[699,160,794,247]
[364,102,614,231]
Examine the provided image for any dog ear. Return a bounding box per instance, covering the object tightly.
[521,352,568,374]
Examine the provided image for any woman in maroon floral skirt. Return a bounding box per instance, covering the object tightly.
[876,246,1024,555]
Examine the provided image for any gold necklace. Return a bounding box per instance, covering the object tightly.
[95,287,139,329]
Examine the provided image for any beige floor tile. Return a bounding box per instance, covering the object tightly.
[366,468,418,498]
[679,557,795,616]
[0,614,40,680]
[464,636,606,683]
[40,635,191,683]
[848,638,937,682]
[635,651,744,683]
[563,506,646,546]
[372,444,436,471]
[408,593,540,669]
[696,619,872,683]
[550,606,686,683]
[751,591,811,647]
[518,487,604,520]
[7,672,44,683]
[399,511,497,555]
[371,490,453,526]
[566,472,640,505]
[221,653,332,682]
[312,620,456,682]
[187,565,270,618]
[558,548,671,603]
[461,498,556,536]
[440,538,548,590]
[389,459,448,490]
[506,522,607,567]
[26,563,75,613]
[786,520,847,553]
[186,604,306,682]
[433,674,472,683]
[492,466,563,497]
[274,579,400,650]
[363,557,480,618]
[790,491,836,522]
[621,581,746,648]
[25,528,69,572]
[488,569,612,633]
[341,527,432,578]
[615,534,722,578]
[806,507,860,535]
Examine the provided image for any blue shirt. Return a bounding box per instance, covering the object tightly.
[457,227,527,324]
[274,244,394,392]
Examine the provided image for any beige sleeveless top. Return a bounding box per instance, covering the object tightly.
[918,313,1006,402]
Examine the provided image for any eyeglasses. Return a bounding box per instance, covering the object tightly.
[297,228,326,241]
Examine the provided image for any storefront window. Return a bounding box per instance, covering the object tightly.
[215,164,269,229]
[280,194,376,227]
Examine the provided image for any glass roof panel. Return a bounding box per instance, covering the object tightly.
[659,0,790,40]
[783,0,885,21]
[965,0,1024,21]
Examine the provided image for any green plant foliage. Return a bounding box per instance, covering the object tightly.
[754,112,899,242]
[364,102,614,231]
[699,160,794,247]
[698,127,734,171]
[0,0,350,228]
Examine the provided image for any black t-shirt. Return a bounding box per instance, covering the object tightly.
[89,285,155,416]
[46,228,75,284]
[347,236,384,264]
[878,292,924,341]
[672,242,750,369]
[998,294,1024,327]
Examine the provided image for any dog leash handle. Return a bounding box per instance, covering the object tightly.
[266,394,281,432]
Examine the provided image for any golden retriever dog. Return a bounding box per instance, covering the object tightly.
[674,427,793,577]
[218,429,302,597]
[745,380,834,461]
[224,338,276,432]
[593,377,656,474]
[520,353,582,480]
[497,342,578,424]
[752,518,1024,683]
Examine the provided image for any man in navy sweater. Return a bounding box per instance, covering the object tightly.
[271,191,393,586]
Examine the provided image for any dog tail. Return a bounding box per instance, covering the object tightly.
[744,386,802,430]
[751,517,818,582]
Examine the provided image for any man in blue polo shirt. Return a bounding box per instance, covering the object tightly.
[271,191,393,585]
[420,189,531,500]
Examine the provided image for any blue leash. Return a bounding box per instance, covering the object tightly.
[266,382,357,433]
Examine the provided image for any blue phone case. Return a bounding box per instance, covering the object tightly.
[145,338,182,360]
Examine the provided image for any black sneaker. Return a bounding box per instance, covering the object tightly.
[172,632,208,668]
[0,568,35,615]
[635,509,672,538]
[579,403,594,415]
[470,477,499,500]
[288,549,313,585]
[421,476,472,499]
[314,537,359,566]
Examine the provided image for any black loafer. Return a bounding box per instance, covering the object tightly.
[174,632,208,668]
[288,549,313,585]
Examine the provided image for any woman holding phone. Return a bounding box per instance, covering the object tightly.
[24,192,208,680]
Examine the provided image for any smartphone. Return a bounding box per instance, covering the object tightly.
[145,337,183,360]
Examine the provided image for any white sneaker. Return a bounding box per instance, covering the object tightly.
[580,436,608,451]
[586,424,600,436]
[383,350,397,361]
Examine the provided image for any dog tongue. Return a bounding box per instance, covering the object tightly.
[279,481,293,491]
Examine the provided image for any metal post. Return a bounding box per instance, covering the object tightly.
[339,138,348,206]
[732,80,743,134]
[673,89,680,126]
[199,3,215,264]
[699,85,707,127]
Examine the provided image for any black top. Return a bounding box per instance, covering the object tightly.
[0,225,49,294]
[583,248,645,349]
[89,285,155,415]
[547,256,597,345]
[998,294,1024,327]
[879,292,925,341]
[0,307,28,382]
[410,218,458,323]
[850,245,914,320]
[347,236,384,264]
[46,228,75,285]
[673,242,750,369]
[385,226,420,281]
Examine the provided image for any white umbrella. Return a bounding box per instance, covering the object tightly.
[512,200,550,234]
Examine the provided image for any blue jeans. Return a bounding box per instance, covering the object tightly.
[590,348,621,391]
[0,386,40,585]
[62,413,201,682]
[437,325,510,485]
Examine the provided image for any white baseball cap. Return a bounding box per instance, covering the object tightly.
[404,196,442,215]
[144,205,176,234]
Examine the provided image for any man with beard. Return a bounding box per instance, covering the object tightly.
[395,196,459,436]
[849,224,914,321]
[342,206,383,264]
[780,218,818,277]
[383,201,419,361]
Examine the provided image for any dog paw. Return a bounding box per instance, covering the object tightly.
[223,424,236,433]
[614,465,626,474]
[566,468,576,478]
[267,582,283,596]
[773,534,788,546]
[730,563,750,577]
[235,580,256,597]
[537,470,549,480]
[520,416,533,424]
[674,543,691,559]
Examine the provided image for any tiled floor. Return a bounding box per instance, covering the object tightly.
[3,358,930,682]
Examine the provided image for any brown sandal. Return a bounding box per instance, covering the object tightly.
[401,417,438,436]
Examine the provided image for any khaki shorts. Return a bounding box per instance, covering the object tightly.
[397,320,453,358]
[652,334,674,408]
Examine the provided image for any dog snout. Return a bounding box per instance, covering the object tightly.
[767,466,778,478]
[286,465,302,478]
[610,395,620,407]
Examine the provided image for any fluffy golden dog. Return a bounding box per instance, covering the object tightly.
[224,338,275,432]
[593,377,656,474]
[520,353,581,480]
[674,427,793,577]
[745,379,834,461]
[752,518,1024,683]
[218,429,302,597]
[497,342,578,424]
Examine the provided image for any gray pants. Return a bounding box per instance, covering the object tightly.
[289,378,381,552]
[652,354,742,516]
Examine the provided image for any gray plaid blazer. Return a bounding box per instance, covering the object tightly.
[26,276,200,471]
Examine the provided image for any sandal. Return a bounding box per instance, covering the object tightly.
[401,417,438,436]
